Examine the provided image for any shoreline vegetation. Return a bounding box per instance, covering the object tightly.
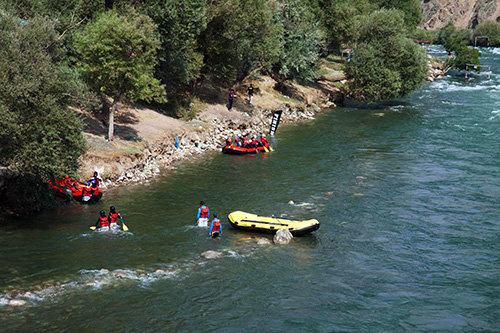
[0,0,459,220]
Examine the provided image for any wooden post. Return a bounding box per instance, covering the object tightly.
[465,65,468,83]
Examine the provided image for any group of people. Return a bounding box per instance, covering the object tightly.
[225,133,269,149]
[95,206,124,230]
[197,201,222,238]
[82,171,103,203]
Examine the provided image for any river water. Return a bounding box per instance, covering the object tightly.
[1,47,500,331]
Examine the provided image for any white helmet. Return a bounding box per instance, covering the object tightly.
[262,133,266,137]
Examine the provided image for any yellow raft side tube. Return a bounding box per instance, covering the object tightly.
[227,211,320,236]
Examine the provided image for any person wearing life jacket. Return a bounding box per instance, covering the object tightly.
[108,206,122,229]
[95,210,110,230]
[235,134,242,147]
[225,137,232,147]
[251,136,258,148]
[261,134,269,148]
[197,201,210,227]
[209,213,222,238]
[243,135,250,148]
[90,181,101,203]
[90,171,103,187]
[82,182,92,202]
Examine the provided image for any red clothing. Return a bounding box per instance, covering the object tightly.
[99,216,110,228]
[109,212,119,224]
[200,206,209,218]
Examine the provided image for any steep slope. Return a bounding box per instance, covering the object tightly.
[421,0,500,29]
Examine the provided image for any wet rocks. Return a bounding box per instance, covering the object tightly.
[257,238,272,245]
[273,228,293,245]
[201,250,224,259]
[9,299,26,307]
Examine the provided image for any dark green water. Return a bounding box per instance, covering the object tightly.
[1,47,500,331]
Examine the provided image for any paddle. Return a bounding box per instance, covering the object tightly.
[263,145,269,153]
[90,226,96,230]
[119,215,129,231]
[269,146,274,152]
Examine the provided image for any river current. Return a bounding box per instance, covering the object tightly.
[1,46,499,331]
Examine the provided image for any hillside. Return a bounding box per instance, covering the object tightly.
[421,0,500,29]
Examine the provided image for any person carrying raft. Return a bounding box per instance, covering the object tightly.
[108,206,122,229]
[95,210,110,231]
[209,213,222,238]
[197,201,210,227]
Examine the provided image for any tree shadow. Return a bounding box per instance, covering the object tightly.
[82,107,142,141]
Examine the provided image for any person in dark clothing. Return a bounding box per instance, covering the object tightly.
[228,89,236,110]
[247,84,254,104]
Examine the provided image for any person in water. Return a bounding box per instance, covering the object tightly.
[90,181,101,203]
[210,213,222,238]
[197,201,210,227]
[82,182,92,202]
[95,210,110,230]
[108,206,122,229]
[90,171,103,186]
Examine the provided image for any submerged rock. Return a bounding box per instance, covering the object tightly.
[288,200,295,205]
[201,250,224,259]
[257,238,272,245]
[9,299,26,307]
[273,228,293,245]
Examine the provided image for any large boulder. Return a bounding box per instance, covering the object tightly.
[273,228,293,245]
[201,250,224,259]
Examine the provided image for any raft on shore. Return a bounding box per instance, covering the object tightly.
[227,211,320,236]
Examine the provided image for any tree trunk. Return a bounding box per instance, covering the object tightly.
[108,94,120,141]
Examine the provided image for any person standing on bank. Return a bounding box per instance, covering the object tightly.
[197,201,210,227]
[228,89,236,110]
[247,84,254,104]
[209,213,222,238]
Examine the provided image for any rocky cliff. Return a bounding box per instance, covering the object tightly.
[421,0,500,29]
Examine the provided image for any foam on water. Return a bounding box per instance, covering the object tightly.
[489,110,500,120]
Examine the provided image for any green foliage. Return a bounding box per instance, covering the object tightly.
[370,0,422,31]
[413,27,436,40]
[0,14,87,181]
[271,0,324,82]
[74,7,165,103]
[344,9,427,100]
[317,0,375,51]
[197,0,280,81]
[143,0,206,92]
[474,20,500,46]
[439,22,480,72]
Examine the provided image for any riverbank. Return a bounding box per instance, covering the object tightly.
[77,56,447,189]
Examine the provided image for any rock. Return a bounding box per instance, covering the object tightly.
[9,299,26,307]
[100,269,109,273]
[257,238,272,245]
[201,250,224,259]
[288,200,295,205]
[155,269,165,274]
[113,272,129,279]
[273,228,293,245]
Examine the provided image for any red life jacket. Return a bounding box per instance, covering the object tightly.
[92,177,100,186]
[251,138,257,145]
[243,138,249,146]
[91,186,100,196]
[83,186,92,196]
[236,137,241,142]
[212,218,221,232]
[226,138,232,146]
[109,212,119,223]
[200,206,209,218]
[99,216,110,228]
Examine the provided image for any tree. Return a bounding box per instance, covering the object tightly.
[270,0,324,87]
[344,9,427,100]
[370,0,422,31]
[0,13,87,212]
[440,22,481,72]
[74,8,165,141]
[474,20,500,46]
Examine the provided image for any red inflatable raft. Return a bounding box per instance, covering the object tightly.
[222,143,270,155]
[50,177,103,203]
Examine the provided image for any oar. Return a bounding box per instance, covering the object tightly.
[90,226,96,230]
[119,216,129,231]
[263,145,269,153]
[269,146,274,152]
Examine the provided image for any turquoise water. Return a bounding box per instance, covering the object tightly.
[1,47,500,331]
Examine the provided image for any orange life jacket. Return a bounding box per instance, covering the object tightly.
[109,212,119,224]
[212,218,221,233]
[83,186,92,196]
[91,186,100,196]
[99,216,110,228]
[200,206,209,218]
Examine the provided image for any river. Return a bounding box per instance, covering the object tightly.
[1,46,499,331]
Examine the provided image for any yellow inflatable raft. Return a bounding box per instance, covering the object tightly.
[227,211,320,236]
